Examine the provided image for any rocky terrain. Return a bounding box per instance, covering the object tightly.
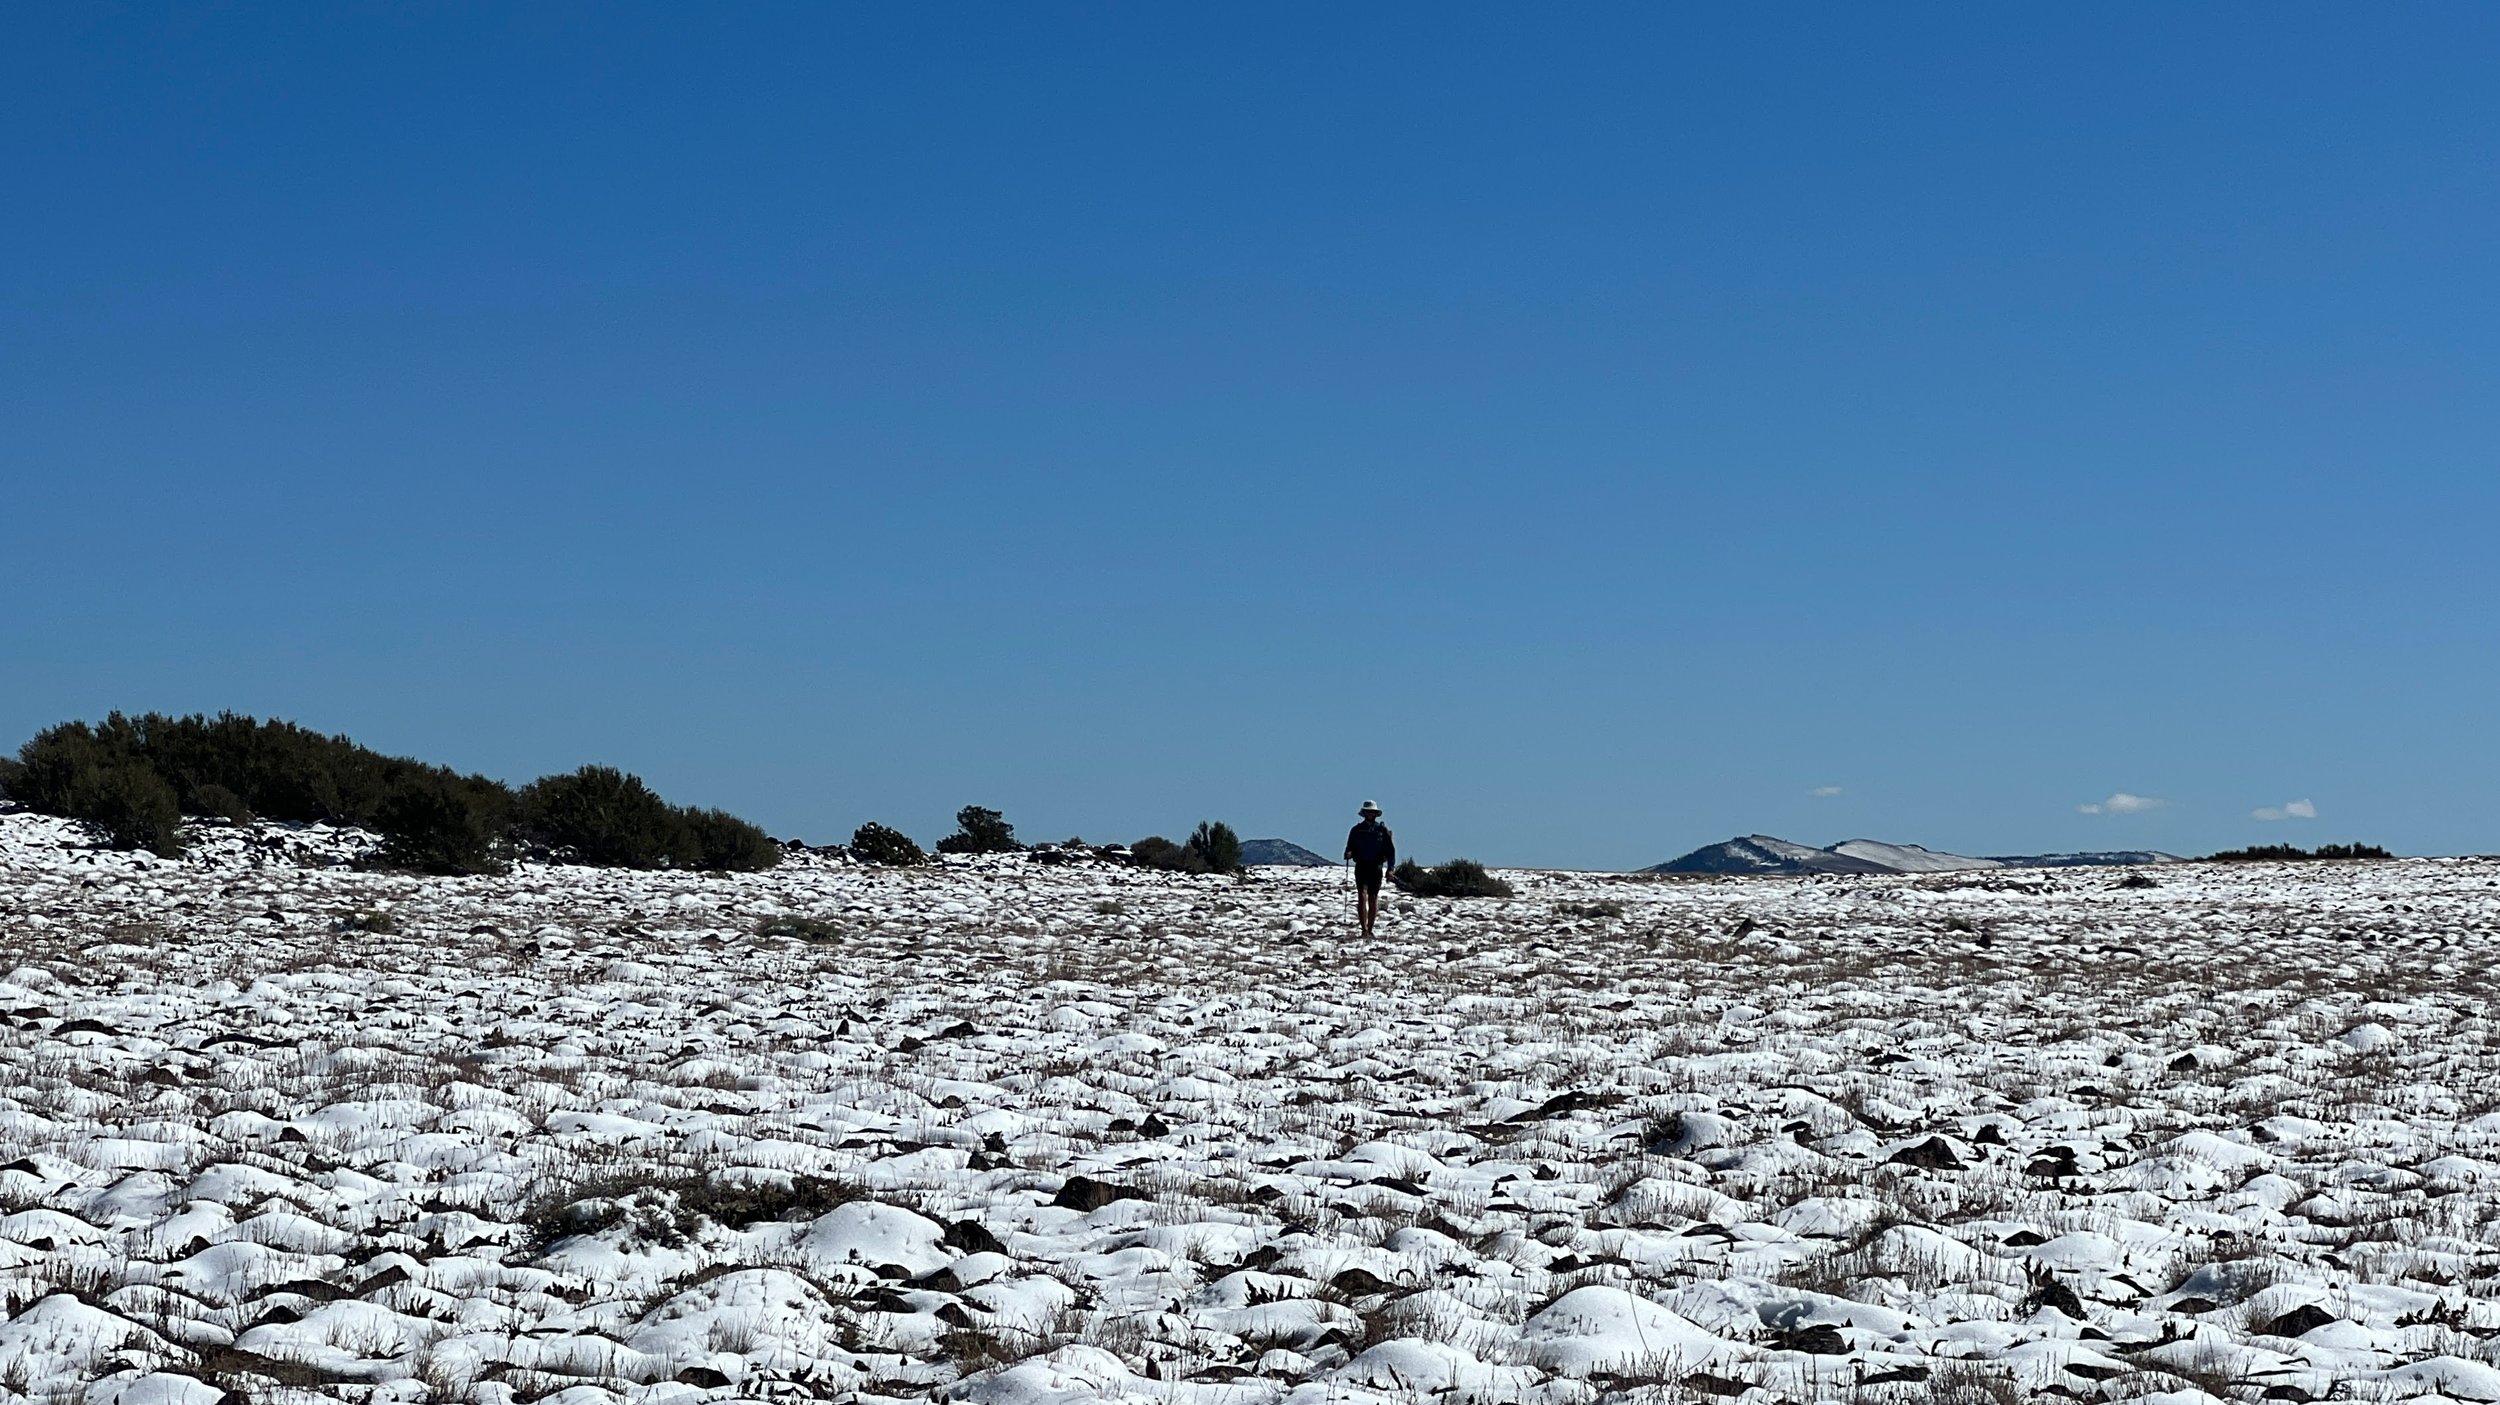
[1,811,2496,1404]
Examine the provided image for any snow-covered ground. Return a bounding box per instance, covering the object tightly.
[4,809,2499,1405]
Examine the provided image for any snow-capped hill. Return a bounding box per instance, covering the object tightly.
[1647,834,2184,875]
[1239,838,1333,867]
[1987,849,2184,868]
[1643,835,1895,875]
[1827,839,2002,872]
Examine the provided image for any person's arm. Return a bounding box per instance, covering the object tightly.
[1344,826,1357,863]
[1384,827,1395,868]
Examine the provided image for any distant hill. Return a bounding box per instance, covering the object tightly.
[1644,835,1895,876]
[1241,838,1334,867]
[1827,839,2001,873]
[1985,850,2185,868]
[1646,834,2182,875]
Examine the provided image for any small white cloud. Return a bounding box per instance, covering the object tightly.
[2252,798,2318,822]
[2079,792,2164,816]
[1809,786,1843,798]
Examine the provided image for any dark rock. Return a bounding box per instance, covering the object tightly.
[943,1218,1005,1255]
[2168,1296,2219,1315]
[2027,1146,2081,1179]
[1888,1136,1963,1170]
[1331,1267,1395,1295]
[1052,1176,1146,1212]
[2262,1303,2338,1338]
[675,1366,733,1388]
[2024,1276,2087,1318]
[1776,1323,1848,1355]
[1861,1367,1930,1385]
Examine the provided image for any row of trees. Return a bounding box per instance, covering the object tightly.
[843,807,1246,874]
[2205,842,2393,863]
[2,722,1496,891]
[0,713,778,875]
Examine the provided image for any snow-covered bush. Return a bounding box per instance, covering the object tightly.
[850,822,926,866]
[682,806,780,872]
[1187,820,1242,874]
[1392,857,1514,898]
[375,770,511,875]
[935,805,1021,854]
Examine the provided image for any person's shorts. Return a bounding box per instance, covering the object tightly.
[1355,861,1385,892]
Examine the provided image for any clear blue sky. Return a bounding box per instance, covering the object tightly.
[6,6,2496,866]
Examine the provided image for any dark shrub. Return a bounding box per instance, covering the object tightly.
[13,716,186,855]
[514,766,690,868]
[1393,858,1514,899]
[189,783,253,825]
[755,913,843,942]
[0,755,23,803]
[375,770,510,876]
[850,822,926,866]
[11,717,123,819]
[1129,835,1208,873]
[682,807,781,872]
[2206,842,2393,863]
[936,805,1022,854]
[1186,820,1243,874]
[9,711,787,876]
[85,760,185,856]
[11,711,522,858]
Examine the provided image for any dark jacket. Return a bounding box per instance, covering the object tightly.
[1345,819,1395,867]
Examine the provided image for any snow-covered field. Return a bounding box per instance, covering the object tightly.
[5,811,2500,1405]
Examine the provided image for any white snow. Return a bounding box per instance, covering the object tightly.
[0,809,2495,1403]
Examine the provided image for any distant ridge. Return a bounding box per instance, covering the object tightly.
[1241,838,1334,867]
[1643,835,1894,876]
[1827,839,2000,873]
[1645,834,2181,875]
[1983,850,2184,868]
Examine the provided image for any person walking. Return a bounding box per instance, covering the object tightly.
[1344,800,1395,937]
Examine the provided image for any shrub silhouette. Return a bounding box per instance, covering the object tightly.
[1186,820,1243,874]
[190,783,253,826]
[87,760,185,856]
[1129,835,1208,873]
[11,715,186,855]
[2206,842,2392,863]
[375,771,511,876]
[936,805,1022,854]
[1392,858,1514,899]
[682,807,781,872]
[850,822,926,866]
[8,711,780,874]
[514,767,688,867]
